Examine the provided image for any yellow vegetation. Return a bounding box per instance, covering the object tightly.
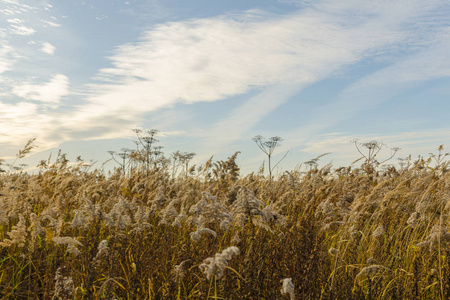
[0,144,449,299]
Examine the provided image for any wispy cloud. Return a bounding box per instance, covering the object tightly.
[9,24,35,35]
[198,84,302,156]
[41,20,61,27]
[76,1,413,138]
[1,2,37,34]
[0,102,44,146]
[0,44,15,74]
[0,0,449,162]
[285,25,450,143]
[196,0,449,153]
[12,74,69,104]
[0,0,35,14]
[7,18,22,24]
[40,42,55,54]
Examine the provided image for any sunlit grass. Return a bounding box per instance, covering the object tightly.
[0,139,449,299]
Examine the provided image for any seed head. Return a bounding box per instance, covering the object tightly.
[372,225,385,238]
[54,267,74,300]
[199,246,240,280]
[190,227,217,242]
[328,248,340,256]
[280,278,295,300]
[356,265,382,279]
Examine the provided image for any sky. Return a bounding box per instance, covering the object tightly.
[0,0,449,174]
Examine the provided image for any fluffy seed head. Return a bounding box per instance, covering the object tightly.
[356,265,382,279]
[329,248,340,256]
[199,246,240,280]
[280,278,295,300]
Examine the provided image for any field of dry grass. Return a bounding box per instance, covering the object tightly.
[0,140,449,299]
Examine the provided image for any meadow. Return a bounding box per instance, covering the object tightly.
[0,135,449,299]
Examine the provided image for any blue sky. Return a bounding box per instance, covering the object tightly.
[1,0,449,173]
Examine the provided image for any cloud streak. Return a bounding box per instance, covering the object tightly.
[0,0,449,161]
[286,24,450,142]
[75,0,430,138]
[12,74,69,104]
[0,44,15,74]
[40,42,55,54]
[9,24,35,35]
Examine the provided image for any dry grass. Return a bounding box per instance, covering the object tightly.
[0,146,449,299]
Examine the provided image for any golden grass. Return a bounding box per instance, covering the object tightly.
[0,148,449,299]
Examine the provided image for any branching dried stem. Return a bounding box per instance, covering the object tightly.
[0,139,448,299]
[351,139,400,173]
[252,135,285,181]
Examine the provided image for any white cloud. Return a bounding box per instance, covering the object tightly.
[1,0,36,12]
[198,84,302,155]
[0,44,15,74]
[0,102,38,138]
[286,26,450,141]
[0,9,15,15]
[1,0,449,160]
[12,74,69,104]
[9,24,35,35]
[42,20,61,27]
[7,18,22,24]
[0,102,44,145]
[46,0,444,153]
[81,3,398,121]
[0,100,66,157]
[40,42,55,54]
